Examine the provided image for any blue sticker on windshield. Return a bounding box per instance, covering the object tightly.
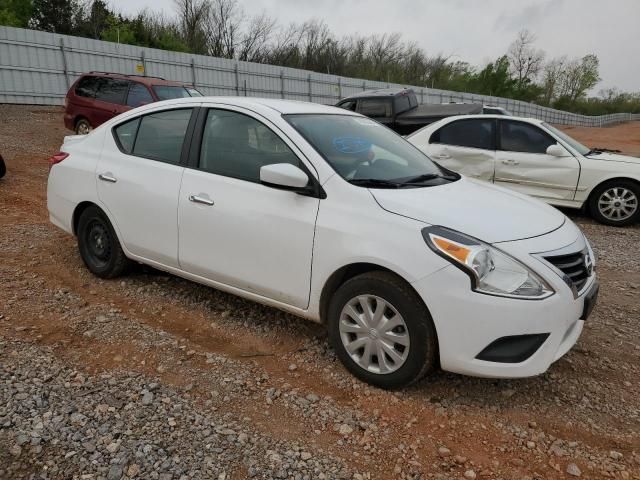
[333,137,371,154]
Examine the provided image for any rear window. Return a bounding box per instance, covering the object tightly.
[114,118,140,153]
[152,86,193,100]
[95,78,129,105]
[358,99,392,118]
[132,109,192,164]
[127,83,153,108]
[75,76,98,98]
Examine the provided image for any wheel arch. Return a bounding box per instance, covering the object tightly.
[318,262,427,325]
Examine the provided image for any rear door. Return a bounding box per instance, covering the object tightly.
[421,118,496,182]
[178,106,319,308]
[97,107,196,267]
[93,78,131,126]
[495,120,580,202]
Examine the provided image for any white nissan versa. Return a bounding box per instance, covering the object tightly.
[47,97,599,389]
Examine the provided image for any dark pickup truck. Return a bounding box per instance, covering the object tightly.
[336,88,508,135]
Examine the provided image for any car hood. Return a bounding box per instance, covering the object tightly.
[586,152,640,164]
[370,177,566,243]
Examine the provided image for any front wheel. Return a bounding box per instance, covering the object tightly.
[328,271,438,389]
[77,206,130,278]
[589,180,640,226]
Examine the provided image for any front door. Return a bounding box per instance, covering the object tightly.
[494,120,580,202]
[178,107,320,308]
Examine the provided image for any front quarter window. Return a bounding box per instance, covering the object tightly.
[285,114,454,186]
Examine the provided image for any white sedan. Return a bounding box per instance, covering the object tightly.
[48,97,598,389]
[407,115,640,226]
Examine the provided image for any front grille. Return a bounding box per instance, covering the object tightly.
[544,249,591,292]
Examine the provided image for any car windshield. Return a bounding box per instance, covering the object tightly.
[543,122,590,155]
[152,86,200,100]
[285,114,451,186]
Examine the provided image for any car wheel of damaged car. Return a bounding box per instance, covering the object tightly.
[328,271,438,390]
[77,206,130,278]
[589,180,640,226]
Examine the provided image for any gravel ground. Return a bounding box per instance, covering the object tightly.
[0,105,639,479]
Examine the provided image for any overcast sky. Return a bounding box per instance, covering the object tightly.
[112,0,640,93]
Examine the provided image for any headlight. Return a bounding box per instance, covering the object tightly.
[422,226,554,300]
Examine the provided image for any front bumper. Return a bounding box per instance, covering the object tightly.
[412,221,597,378]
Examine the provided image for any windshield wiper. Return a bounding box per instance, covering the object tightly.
[586,147,621,155]
[348,178,403,188]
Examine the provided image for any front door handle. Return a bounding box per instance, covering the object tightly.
[98,173,117,183]
[189,194,214,206]
[501,159,520,166]
[433,153,451,160]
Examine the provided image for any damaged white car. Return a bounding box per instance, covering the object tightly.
[408,115,640,226]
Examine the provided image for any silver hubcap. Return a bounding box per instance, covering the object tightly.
[339,295,410,375]
[598,187,638,221]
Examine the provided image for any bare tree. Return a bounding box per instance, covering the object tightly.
[205,0,244,58]
[540,56,567,105]
[508,29,545,89]
[237,13,276,62]
[174,0,209,54]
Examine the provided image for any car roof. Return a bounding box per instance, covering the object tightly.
[340,88,415,100]
[80,72,190,87]
[119,96,359,116]
[406,114,545,139]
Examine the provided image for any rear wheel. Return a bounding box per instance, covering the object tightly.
[589,180,640,226]
[77,206,130,278]
[328,271,438,389]
[75,118,92,135]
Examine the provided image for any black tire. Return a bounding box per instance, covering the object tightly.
[588,180,640,227]
[75,118,92,135]
[0,155,5,179]
[327,271,438,390]
[77,206,130,278]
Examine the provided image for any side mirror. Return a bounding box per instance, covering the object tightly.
[546,144,570,157]
[260,163,310,190]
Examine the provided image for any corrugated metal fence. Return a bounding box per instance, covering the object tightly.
[1,26,639,127]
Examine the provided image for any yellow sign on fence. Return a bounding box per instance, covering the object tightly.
[135,64,144,74]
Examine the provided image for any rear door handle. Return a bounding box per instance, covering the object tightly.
[189,194,214,206]
[501,159,520,165]
[98,173,117,183]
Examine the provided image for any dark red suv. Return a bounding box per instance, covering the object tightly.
[64,72,202,134]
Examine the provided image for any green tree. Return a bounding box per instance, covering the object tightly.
[31,0,77,34]
[0,0,33,27]
[470,56,517,97]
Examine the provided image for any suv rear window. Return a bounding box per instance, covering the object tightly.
[152,86,193,100]
[75,76,98,98]
[95,78,129,105]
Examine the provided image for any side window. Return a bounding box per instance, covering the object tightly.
[500,121,555,154]
[114,118,140,154]
[338,100,357,111]
[75,76,98,98]
[358,99,392,118]
[394,96,411,113]
[95,78,129,105]
[126,83,153,108]
[430,119,495,150]
[131,109,192,164]
[199,109,300,182]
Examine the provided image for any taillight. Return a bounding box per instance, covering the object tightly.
[48,152,69,169]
